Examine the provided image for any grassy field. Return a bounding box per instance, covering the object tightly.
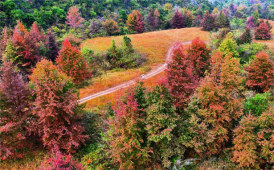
[80,27,210,107]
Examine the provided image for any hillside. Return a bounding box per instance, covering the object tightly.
[80,27,210,107]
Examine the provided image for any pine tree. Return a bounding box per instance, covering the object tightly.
[30,59,86,153]
[66,6,85,29]
[245,52,273,92]
[46,31,59,62]
[56,39,90,84]
[171,10,184,29]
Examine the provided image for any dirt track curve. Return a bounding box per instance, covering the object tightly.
[78,40,274,104]
[78,41,192,104]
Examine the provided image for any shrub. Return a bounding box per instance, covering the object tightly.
[254,22,272,40]
[244,93,270,116]
[102,19,120,36]
[30,59,86,153]
[245,52,273,92]
[215,11,230,29]
[56,39,90,84]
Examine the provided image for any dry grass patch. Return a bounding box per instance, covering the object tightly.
[80,28,209,99]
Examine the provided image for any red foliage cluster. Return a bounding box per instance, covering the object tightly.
[127,10,145,33]
[254,22,272,40]
[245,52,273,92]
[30,59,86,153]
[66,6,85,29]
[171,10,184,29]
[41,151,83,170]
[0,61,31,160]
[187,37,211,77]
[166,43,198,108]
[56,39,90,84]
[201,10,215,31]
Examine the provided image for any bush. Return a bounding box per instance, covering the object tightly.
[218,32,239,58]
[244,93,270,116]
[237,28,252,45]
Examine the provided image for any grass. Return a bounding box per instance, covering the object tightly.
[80,27,210,107]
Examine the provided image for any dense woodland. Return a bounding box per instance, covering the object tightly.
[0,0,273,169]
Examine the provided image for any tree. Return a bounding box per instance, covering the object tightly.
[56,39,90,84]
[166,43,198,109]
[192,15,202,27]
[29,59,86,153]
[187,37,211,77]
[237,27,252,45]
[188,53,242,157]
[252,10,259,26]
[218,32,239,58]
[246,16,255,29]
[201,10,215,31]
[0,61,31,160]
[232,108,273,169]
[119,9,128,24]
[171,10,184,29]
[102,19,120,36]
[146,9,160,31]
[254,22,272,40]
[106,89,151,169]
[245,52,273,92]
[107,40,121,68]
[146,85,180,168]
[126,10,145,33]
[66,6,85,29]
[215,11,230,29]
[182,10,193,27]
[29,22,45,43]
[46,31,59,62]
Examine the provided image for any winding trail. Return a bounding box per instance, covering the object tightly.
[78,41,191,104]
[78,40,274,104]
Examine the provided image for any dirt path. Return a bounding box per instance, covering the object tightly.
[78,41,191,104]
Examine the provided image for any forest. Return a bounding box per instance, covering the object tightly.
[0,0,273,169]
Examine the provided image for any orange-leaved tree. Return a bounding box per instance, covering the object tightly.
[56,39,90,84]
[30,59,86,153]
[245,52,273,92]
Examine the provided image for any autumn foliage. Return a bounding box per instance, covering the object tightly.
[30,59,86,153]
[187,53,243,156]
[56,39,90,84]
[66,6,85,29]
[232,108,273,169]
[254,22,272,40]
[0,61,31,160]
[127,10,145,33]
[201,10,215,31]
[171,10,184,29]
[166,43,198,108]
[245,52,273,92]
[187,37,211,77]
